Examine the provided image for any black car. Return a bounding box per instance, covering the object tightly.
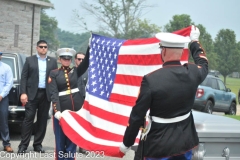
[2,52,52,131]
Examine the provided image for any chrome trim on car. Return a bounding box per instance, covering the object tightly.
[8,106,25,112]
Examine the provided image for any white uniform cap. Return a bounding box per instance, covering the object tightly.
[57,48,76,59]
[155,33,190,48]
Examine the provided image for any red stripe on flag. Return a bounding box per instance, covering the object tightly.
[123,37,159,45]
[60,117,125,158]
[109,93,137,106]
[117,54,162,65]
[70,111,127,142]
[182,49,189,61]
[173,26,191,37]
[114,74,143,86]
[83,101,130,126]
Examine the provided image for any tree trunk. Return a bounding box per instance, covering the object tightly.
[224,75,226,85]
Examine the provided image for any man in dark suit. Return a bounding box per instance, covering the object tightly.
[17,40,58,154]
[74,52,88,99]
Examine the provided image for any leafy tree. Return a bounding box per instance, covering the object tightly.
[56,28,90,52]
[39,0,59,51]
[214,29,240,84]
[164,14,193,32]
[164,15,216,70]
[196,24,216,70]
[125,18,161,39]
[235,41,240,73]
[73,0,158,38]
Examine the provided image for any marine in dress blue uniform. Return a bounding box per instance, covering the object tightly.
[119,26,208,160]
[49,47,89,160]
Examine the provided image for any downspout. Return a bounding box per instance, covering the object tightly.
[31,4,35,56]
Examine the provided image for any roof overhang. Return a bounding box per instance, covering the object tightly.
[14,0,53,8]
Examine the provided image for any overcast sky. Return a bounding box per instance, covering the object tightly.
[46,0,240,41]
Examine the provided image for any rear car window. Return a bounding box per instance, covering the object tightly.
[200,77,219,89]
[2,57,17,80]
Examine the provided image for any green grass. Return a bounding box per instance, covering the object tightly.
[225,115,240,121]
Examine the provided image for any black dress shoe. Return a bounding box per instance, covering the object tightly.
[34,147,45,153]
[79,147,87,154]
[17,147,26,154]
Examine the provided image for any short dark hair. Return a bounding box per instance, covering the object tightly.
[75,52,85,59]
[37,40,48,46]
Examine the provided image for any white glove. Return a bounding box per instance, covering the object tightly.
[119,143,130,154]
[190,25,200,41]
[54,111,62,120]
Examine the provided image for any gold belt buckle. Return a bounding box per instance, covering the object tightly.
[142,128,147,133]
[65,90,71,95]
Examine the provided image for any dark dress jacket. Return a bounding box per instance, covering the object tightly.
[77,70,88,98]
[20,55,58,101]
[49,47,89,113]
[123,41,208,158]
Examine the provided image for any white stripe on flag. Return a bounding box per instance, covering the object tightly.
[111,83,139,98]
[116,64,162,76]
[119,43,160,55]
[86,93,133,117]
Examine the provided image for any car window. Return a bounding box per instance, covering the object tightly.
[204,77,218,90]
[1,57,17,81]
[211,78,218,90]
[205,78,212,87]
[217,79,226,91]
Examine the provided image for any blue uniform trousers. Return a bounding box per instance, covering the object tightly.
[145,150,192,160]
[53,117,76,160]
[0,96,11,147]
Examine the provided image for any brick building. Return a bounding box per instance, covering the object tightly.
[0,0,53,56]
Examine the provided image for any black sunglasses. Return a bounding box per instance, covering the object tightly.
[38,46,48,49]
[76,58,84,61]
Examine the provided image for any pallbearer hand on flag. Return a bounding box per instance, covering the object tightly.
[190,25,200,41]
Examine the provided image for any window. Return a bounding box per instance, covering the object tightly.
[14,25,19,47]
[217,80,226,91]
[211,79,218,90]
[1,57,17,81]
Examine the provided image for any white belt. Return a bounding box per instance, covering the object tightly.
[141,112,191,140]
[59,88,79,96]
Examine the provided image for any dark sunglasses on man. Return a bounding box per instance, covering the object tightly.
[76,58,84,61]
[38,46,48,49]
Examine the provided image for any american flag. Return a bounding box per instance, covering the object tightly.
[60,26,192,157]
